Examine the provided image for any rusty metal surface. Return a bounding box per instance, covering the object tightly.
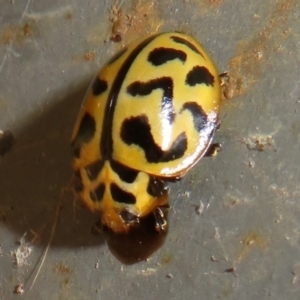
[1,0,300,299]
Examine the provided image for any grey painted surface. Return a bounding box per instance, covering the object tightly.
[1,0,300,299]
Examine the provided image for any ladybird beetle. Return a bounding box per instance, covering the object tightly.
[71,32,221,233]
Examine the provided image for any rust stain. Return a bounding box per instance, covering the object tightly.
[109,3,130,43]
[194,0,225,14]
[86,20,108,46]
[242,134,276,152]
[72,51,96,62]
[238,231,267,261]
[65,11,73,21]
[83,51,96,61]
[209,0,225,6]
[55,262,73,275]
[23,23,32,37]
[127,0,162,38]
[225,0,297,100]
[1,21,36,46]
[109,0,162,45]
[161,254,172,265]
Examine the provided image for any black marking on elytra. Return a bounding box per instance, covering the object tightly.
[148,47,187,66]
[73,171,84,192]
[92,78,108,96]
[127,77,173,97]
[127,77,175,123]
[147,176,169,197]
[101,34,161,159]
[171,35,205,58]
[186,66,214,87]
[90,183,105,202]
[71,113,96,158]
[121,115,187,163]
[110,183,136,204]
[84,160,104,181]
[181,102,208,132]
[106,47,127,65]
[110,160,138,183]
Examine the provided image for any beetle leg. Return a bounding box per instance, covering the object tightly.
[147,176,169,197]
[219,71,228,86]
[91,220,103,235]
[153,205,169,233]
[204,143,222,157]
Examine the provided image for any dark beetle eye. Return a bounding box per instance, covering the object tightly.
[119,210,139,224]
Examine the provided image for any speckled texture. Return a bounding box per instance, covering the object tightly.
[1,0,300,299]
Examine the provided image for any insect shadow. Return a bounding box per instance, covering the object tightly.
[0,76,168,263]
[0,78,105,249]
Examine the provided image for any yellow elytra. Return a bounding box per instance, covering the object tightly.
[71,32,221,233]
